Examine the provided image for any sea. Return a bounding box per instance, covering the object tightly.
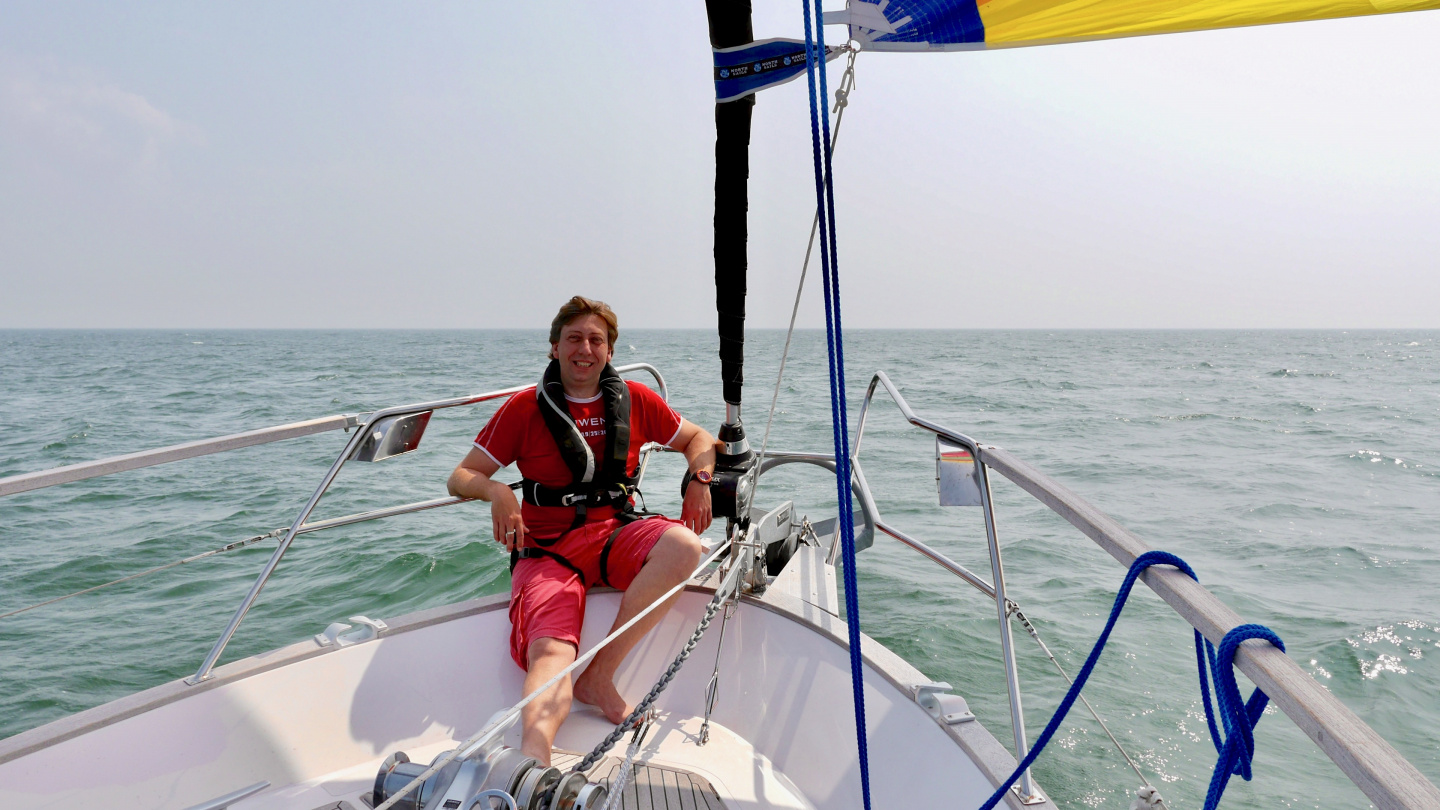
[1,329,1436,809]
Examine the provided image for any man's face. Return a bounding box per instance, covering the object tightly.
[552,314,613,391]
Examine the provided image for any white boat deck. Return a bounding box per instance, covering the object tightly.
[244,710,806,810]
[0,570,1043,810]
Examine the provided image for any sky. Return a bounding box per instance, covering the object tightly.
[2,2,1438,330]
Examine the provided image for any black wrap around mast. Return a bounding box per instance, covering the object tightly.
[705,0,757,519]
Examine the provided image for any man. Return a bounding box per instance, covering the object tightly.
[447,296,715,765]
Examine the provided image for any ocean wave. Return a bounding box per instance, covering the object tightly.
[1342,622,1436,680]
[1350,449,1426,470]
[1268,368,1339,378]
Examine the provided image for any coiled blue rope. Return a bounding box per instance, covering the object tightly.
[1198,623,1285,809]
[799,3,871,809]
[977,551,1284,810]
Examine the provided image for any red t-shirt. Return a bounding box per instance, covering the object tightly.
[474,381,684,539]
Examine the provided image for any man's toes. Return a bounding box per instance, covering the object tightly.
[574,676,632,724]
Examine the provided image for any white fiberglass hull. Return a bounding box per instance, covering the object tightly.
[0,566,1042,810]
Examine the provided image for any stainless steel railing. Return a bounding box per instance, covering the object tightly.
[852,370,1041,803]
[185,363,667,684]
[848,370,1440,810]
[0,415,362,498]
[0,362,670,682]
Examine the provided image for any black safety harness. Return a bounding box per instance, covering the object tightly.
[510,360,654,587]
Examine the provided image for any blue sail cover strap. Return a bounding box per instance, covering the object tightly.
[713,38,840,102]
[800,3,872,810]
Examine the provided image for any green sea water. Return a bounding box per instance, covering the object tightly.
[1,329,1436,809]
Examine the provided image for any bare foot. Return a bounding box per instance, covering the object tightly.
[572,671,634,725]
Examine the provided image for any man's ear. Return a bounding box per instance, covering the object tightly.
[549,345,557,360]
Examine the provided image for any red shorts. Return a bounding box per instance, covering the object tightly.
[508,516,681,670]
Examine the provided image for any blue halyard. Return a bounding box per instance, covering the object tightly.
[793,12,1282,809]
[799,3,872,810]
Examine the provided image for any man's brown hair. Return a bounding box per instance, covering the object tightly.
[549,296,619,349]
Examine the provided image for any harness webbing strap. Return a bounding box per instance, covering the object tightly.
[597,524,624,588]
[520,479,635,510]
[595,512,660,588]
[511,546,587,586]
[532,360,637,532]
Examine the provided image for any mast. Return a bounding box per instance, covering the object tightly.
[705,0,756,518]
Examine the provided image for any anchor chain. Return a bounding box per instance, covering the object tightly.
[552,560,744,808]
[567,582,727,775]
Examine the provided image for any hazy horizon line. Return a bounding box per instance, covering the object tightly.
[3,326,1439,333]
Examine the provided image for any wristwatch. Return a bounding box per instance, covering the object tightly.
[692,469,713,485]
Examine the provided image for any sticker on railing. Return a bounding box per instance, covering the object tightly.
[936,437,982,507]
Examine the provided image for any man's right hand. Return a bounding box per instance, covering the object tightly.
[490,482,529,551]
[448,446,528,551]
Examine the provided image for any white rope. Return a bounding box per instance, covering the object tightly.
[374,539,734,810]
[601,754,634,810]
[599,719,652,810]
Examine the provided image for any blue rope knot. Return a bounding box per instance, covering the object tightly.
[977,551,1286,810]
[1198,623,1286,809]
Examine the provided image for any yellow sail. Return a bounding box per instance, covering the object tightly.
[847,0,1440,50]
[984,0,1440,46]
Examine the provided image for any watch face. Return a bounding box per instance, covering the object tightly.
[695,470,713,484]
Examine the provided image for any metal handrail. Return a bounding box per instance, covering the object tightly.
[185,363,667,685]
[872,519,996,600]
[0,414,361,498]
[856,371,1440,810]
[855,370,1038,802]
[295,496,473,536]
[0,364,670,502]
[978,446,1440,810]
[753,451,880,558]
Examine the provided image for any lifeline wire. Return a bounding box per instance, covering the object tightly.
[0,528,286,621]
[753,46,859,472]
[696,579,737,747]
[1010,606,1164,801]
[537,559,745,808]
[799,6,872,810]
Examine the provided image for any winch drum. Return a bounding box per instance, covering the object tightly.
[371,746,607,810]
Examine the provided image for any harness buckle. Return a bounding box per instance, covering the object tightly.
[559,493,585,507]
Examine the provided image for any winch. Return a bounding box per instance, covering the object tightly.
[372,745,607,810]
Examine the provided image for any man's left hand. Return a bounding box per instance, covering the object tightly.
[681,479,712,536]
